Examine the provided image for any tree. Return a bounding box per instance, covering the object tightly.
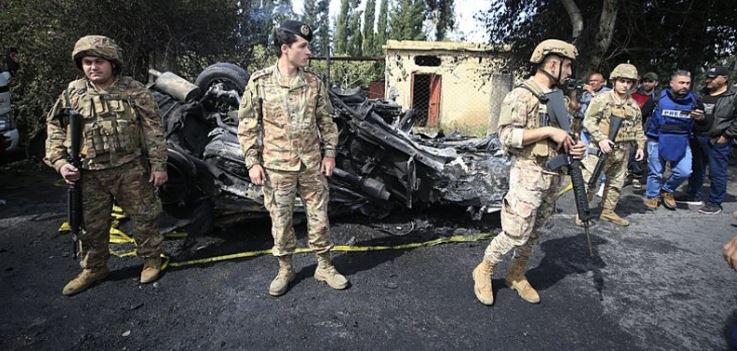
[314,0,332,56]
[0,0,242,140]
[249,0,277,47]
[302,0,330,56]
[271,0,297,29]
[348,10,364,56]
[478,0,737,76]
[375,0,389,53]
[335,0,350,54]
[426,0,455,40]
[362,0,377,55]
[389,0,426,41]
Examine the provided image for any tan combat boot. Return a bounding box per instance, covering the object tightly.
[505,259,540,304]
[314,253,349,290]
[600,209,629,226]
[140,257,162,284]
[62,267,110,296]
[645,197,659,210]
[269,255,296,296]
[661,191,676,210]
[472,259,495,305]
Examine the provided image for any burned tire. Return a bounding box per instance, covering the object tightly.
[195,63,249,95]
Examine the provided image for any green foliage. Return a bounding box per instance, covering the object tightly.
[0,0,243,142]
[309,59,384,90]
[389,0,426,41]
[376,0,390,53]
[348,10,364,56]
[478,0,737,76]
[362,0,377,55]
[335,0,350,54]
[247,45,277,74]
[425,0,455,40]
[302,0,331,56]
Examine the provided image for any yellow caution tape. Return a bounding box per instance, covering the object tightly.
[558,179,573,196]
[161,232,496,270]
[58,206,497,272]
[109,226,134,244]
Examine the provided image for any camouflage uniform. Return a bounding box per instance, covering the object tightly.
[237,64,338,256]
[483,78,565,264]
[45,52,167,271]
[581,90,646,212]
[472,38,580,306]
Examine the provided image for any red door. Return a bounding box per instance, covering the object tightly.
[427,74,442,128]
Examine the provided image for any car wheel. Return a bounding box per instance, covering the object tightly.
[194,63,250,95]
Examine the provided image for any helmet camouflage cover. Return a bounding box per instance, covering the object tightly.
[609,63,638,81]
[72,35,123,70]
[529,39,578,63]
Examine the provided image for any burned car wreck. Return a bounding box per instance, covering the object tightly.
[149,64,511,234]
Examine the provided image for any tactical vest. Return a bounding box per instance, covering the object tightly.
[591,92,642,143]
[516,81,563,160]
[68,78,142,168]
[652,90,697,161]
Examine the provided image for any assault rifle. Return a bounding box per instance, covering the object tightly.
[587,115,624,192]
[62,92,84,259]
[541,89,593,256]
[546,152,593,256]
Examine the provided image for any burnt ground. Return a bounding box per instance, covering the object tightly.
[1,160,737,350]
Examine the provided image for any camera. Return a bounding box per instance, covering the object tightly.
[565,78,585,92]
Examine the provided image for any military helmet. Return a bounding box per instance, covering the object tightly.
[610,63,638,81]
[72,35,123,70]
[529,39,578,63]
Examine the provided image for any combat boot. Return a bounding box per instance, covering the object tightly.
[472,259,495,305]
[314,253,349,290]
[600,209,629,226]
[269,255,296,296]
[62,267,110,296]
[661,191,676,210]
[645,197,659,210]
[140,257,161,284]
[505,258,540,304]
[575,216,596,228]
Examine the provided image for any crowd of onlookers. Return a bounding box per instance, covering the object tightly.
[573,65,737,289]
[574,65,736,216]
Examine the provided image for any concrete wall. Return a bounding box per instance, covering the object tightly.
[384,41,510,135]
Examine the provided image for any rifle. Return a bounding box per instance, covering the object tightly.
[62,91,84,259]
[587,115,624,192]
[546,153,594,256]
[539,89,594,256]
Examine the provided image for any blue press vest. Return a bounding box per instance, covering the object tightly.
[646,90,697,161]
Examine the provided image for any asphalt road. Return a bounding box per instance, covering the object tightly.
[1,162,736,350]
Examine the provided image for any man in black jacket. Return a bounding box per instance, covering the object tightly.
[680,66,736,214]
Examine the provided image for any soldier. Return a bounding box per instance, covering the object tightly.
[472,39,586,306]
[578,63,646,226]
[45,35,168,296]
[237,20,348,296]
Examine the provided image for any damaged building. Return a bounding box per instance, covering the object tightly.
[383,40,512,136]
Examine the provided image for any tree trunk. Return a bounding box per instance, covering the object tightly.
[560,0,584,43]
[590,0,619,70]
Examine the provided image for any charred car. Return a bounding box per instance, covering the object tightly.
[145,64,511,233]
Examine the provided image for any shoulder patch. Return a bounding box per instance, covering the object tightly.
[67,79,87,95]
[251,67,273,81]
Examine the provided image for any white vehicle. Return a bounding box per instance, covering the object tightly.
[0,70,19,154]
